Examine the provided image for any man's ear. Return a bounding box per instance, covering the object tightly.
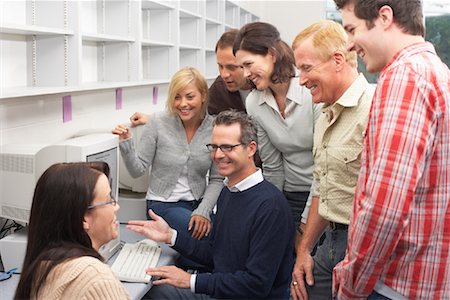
[378,5,394,29]
[333,51,346,71]
[248,141,258,157]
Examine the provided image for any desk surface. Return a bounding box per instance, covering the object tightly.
[0,225,178,300]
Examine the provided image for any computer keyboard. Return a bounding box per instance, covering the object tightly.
[111,239,162,283]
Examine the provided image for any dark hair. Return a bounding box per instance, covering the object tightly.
[14,162,110,299]
[215,29,239,52]
[233,22,295,84]
[334,0,424,37]
[213,110,257,146]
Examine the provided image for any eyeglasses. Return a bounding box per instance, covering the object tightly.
[0,268,17,282]
[206,143,243,152]
[88,195,117,210]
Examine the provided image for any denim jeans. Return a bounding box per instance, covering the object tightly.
[367,291,392,299]
[283,191,309,229]
[145,282,216,299]
[335,290,392,300]
[146,199,199,234]
[306,228,348,300]
[147,200,210,270]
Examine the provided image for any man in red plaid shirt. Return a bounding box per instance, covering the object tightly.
[333,0,450,299]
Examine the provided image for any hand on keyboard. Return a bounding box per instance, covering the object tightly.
[111,239,162,283]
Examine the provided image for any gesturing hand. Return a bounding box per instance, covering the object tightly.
[188,215,211,240]
[126,210,173,244]
[291,250,315,300]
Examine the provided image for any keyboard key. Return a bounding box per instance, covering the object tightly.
[111,239,162,283]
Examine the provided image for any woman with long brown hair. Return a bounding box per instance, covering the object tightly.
[15,162,129,299]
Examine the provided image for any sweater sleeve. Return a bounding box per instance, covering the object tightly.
[119,115,158,178]
[192,161,224,220]
[173,229,215,267]
[195,199,293,298]
[84,278,131,300]
[79,259,131,300]
[41,257,131,300]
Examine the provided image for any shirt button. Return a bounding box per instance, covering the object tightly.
[323,144,327,149]
[344,157,348,162]
[322,172,326,176]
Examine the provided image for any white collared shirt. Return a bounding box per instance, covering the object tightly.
[223,168,263,192]
[245,76,321,192]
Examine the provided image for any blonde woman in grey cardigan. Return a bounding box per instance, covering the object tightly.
[113,67,223,242]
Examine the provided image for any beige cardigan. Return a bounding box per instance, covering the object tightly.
[34,256,130,300]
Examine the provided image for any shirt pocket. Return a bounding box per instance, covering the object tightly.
[327,147,362,185]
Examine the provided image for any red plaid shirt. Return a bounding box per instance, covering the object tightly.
[334,42,450,299]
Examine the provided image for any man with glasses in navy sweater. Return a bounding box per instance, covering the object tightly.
[127,110,294,299]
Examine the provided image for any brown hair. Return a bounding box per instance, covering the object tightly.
[15,162,109,299]
[233,22,295,84]
[334,0,424,37]
[215,29,239,52]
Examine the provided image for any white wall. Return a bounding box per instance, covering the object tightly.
[0,1,326,147]
[236,0,326,45]
[0,85,168,146]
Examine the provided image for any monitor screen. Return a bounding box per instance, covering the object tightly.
[0,133,121,260]
[0,133,119,223]
[87,147,118,201]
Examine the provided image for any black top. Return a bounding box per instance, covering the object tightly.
[207,76,246,115]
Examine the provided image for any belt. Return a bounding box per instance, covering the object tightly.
[329,221,348,231]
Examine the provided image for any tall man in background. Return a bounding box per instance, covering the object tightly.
[290,20,373,300]
[334,0,450,298]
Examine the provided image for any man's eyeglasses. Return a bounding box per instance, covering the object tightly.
[206,143,243,152]
[88,195,117,210]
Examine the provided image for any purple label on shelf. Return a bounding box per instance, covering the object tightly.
[116,88,123,110]
[153,86,158,105]
[62,95,72,123]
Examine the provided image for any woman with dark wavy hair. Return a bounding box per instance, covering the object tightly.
[234,22,321,229]
[15,162,130,299]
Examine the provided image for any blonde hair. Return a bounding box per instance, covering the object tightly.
[166,67,209,116]
[292,20,357,68]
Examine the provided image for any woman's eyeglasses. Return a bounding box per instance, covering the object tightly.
[0,268,18,282]
[88,195,117,209]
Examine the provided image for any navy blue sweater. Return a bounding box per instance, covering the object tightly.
[174,180,295,299]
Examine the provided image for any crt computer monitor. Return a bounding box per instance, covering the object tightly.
[0,133,120,260]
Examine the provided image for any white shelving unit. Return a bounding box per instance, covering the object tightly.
[225,0,239,30]
[141,0,176,82]
[0,0,259,99]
